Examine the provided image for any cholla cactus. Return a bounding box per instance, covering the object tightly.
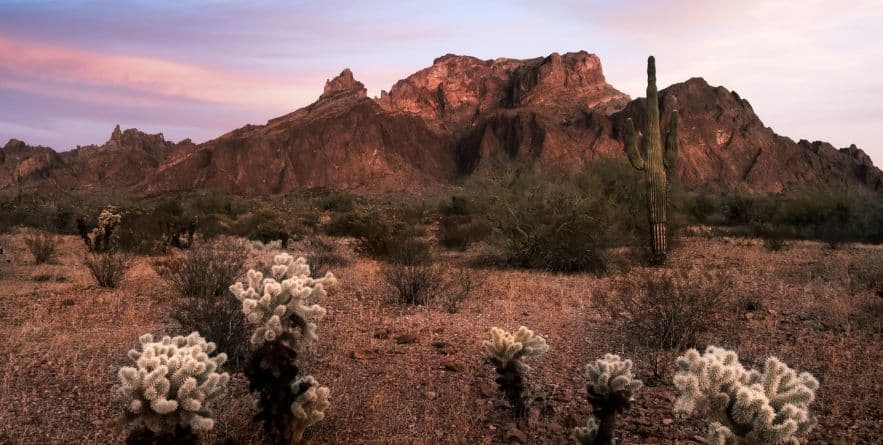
[230,253,335,347]
[573,354,643,445]
[233,253,336,444]
[117,332,230,442]
[79,206,122,252]
[673,346,819,445]
[290,376,332,443]
[483,326,549,416]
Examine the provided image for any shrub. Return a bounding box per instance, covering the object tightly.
[382,258,443,305]
[24,230,57,264]
[482,326,549,417]
[157,241,249,372]
[438,214,492,250]
[673,346,818,444]
[115,332,230,445]
[439,195,473,216]
[229,253,333,444]
[600,270,727,352]
[234,207,300,247]
[84,251,131,288]
[318,191,355,212]
[573,355,643,445]
[305,237,349,278]
[681,193,721,225]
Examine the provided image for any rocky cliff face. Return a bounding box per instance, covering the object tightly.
[2,51,879,194]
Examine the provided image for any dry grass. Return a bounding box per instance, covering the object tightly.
[0,230,880,444]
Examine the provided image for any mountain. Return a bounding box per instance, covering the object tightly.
[2,51,880,194]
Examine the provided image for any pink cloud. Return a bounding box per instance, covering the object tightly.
[0,37,321,110]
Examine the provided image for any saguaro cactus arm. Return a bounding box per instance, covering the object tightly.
[664,110,679,169]
[623,119,645,171]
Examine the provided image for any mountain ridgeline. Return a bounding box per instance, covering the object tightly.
[2,51,880,194]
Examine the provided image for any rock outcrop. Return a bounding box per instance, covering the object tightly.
[1,51,879,194]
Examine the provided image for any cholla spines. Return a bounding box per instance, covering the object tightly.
[80,206,122,252]
[483,326,548,417]
[482,326,549,371]
[673,346,819,444]
[574,354,643,445]
[290,375,332,443]
[230,253,335,346]
[117,332,230,434]
[624,55,679,263]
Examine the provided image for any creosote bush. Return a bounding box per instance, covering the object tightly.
[482,326,549,417]
[116,332,230,445]
[157,241,249,372]
[85,251,132,288]
[230,253,333,444]
[674,346,819,444]
[305,236,349,279]
[600,269,726,347]
[24,230,57,264]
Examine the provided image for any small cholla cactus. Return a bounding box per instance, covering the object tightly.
[232,253,335,444]
[573,354,643,445]
[290,376,332,443]
[483,326,549,416]
[673,346,819,445]
[230,253,335,346]
[79,206,122,252]
[116,332,230,445]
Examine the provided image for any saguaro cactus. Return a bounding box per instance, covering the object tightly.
[624,56,679,263]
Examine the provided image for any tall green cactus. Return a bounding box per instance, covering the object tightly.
[624,56,679,263]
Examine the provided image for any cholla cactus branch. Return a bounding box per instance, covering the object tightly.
[673,346,819,444]
[230,253,335,347]
[117,332,230,438]
[290,376,331,443]
[574,354,643,445]
[483,326,548,417]
[79,206,122,252]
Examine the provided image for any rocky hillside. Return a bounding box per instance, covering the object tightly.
[2,51,880,194]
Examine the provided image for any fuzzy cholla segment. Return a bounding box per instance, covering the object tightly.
[573,417,600,444]
[291,376,331,436]
[230,253,335,346]
[584,354,643,400]
[118,332,230,433]
[483,326,549,370]
[673,346,819,444]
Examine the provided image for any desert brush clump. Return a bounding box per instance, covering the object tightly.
[573,354,643,445]
[78,206,122,252]
[623,55,679,264]
[673,346,819,444]
[230,252,334,444]
[24,230,57,264]
[482,326,549,417]
[115,332,230,445]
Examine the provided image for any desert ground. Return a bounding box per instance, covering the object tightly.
[0,230,880,444]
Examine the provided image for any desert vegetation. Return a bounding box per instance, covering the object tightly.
[1,158,882,444]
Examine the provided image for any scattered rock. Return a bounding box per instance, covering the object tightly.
[441,359,466,373]
[395,333,418,344]
[504,423,528,443]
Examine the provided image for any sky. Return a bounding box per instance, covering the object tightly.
[1,0,881,165]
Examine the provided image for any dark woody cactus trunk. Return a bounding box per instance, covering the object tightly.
[624,56,679,264]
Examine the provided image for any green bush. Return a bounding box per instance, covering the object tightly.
[318,191,355,212]
[438,214,492,250]
[233,206,300,247]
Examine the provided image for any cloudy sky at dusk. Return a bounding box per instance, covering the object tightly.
[1,0,881,164]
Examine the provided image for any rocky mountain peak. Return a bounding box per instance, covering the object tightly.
[320,68,367,100]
